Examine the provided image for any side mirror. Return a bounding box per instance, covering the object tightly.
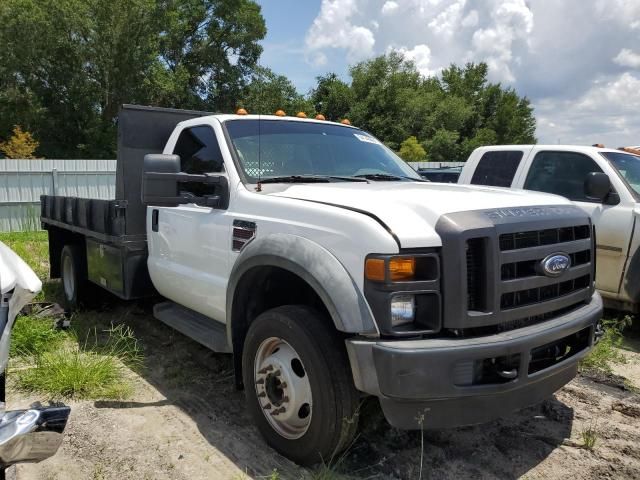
[584,172,612,202]
[142,154,229,209]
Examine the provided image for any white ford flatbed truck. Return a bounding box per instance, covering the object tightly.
[458,144,640,313]
[41,105,602,465]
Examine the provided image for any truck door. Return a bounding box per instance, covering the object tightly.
[522,150,634,294]
[147,124,231,322]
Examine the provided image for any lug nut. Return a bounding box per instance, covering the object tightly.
[258,365,273,374]
[282,396,289,403]
[255,378,264,385]
[257,392,266,398]
[263,403,272,410]
[280,382,288,388]
[273,369,281,376]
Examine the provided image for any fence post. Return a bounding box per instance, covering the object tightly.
[51,168,58,196]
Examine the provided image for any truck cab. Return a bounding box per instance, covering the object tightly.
[41,107,602,465]
[459,145,640,312]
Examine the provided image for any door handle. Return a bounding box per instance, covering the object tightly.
[152,209,159,232]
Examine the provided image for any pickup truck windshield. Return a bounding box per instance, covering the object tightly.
[602,151,640,197]
[225,119,422,183]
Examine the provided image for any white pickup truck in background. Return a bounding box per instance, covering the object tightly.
[459,145,640,312]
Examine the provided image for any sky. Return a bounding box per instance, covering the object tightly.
[256,0,640,147]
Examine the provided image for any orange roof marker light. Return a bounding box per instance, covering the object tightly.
[340,118,351,125]
[236,108,248,115]
[315,114,326,120]
[275,109,286,116]
[296,111,307,118]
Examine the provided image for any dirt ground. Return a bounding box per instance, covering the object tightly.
[11,303,640,480]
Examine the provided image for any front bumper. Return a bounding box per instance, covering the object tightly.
[346,293,602,429]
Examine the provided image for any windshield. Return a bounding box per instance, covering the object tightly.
[602,151,640,197]
[224,119,422,183]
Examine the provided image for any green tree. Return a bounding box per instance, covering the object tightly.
[310,73,353,121]
[398,136,426,162]
[0,0,266,158]
[424,129,460,163]
[241,66,313,115]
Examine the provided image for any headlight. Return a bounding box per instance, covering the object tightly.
[390,294,415,326]
[364,252,441,335]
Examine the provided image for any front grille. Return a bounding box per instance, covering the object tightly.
[499,225,590,251]
[501,249,591,280]
[437,206,594,332]
[501,274,590,309]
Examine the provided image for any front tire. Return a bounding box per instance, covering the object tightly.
[242,305,359,466]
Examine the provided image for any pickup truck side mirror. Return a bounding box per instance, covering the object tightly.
[142,154,229,209]
[584,172,617,204]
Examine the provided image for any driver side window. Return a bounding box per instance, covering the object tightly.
[173,125,224,197]
[523,151,603,202]
[173,126,224,174]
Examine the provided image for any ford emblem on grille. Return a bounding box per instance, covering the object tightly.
[540,253,571,277]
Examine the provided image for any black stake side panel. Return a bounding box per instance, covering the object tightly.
[116,104,213,235]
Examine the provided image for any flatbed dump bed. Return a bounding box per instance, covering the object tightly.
[40,105,210,299]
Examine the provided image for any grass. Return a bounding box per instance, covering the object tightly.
[2,231,144,399]
[10,314,66,357]
[581,420,599,450]
[14,322,142,399]
[0,230,49,280]
[581,316,632,373]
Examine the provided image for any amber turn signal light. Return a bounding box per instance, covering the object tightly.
[365,257,416,282]
[365,258,386,281]
[389,258,415,281]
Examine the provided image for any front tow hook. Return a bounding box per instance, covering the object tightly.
[497,368,518,380]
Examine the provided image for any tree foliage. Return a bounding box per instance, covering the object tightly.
[399,136,426,162]
[337,55,536,160]
[0,0,536,162]
[0,0,266,158]
[241,66,313,115]
[0,126,39,158]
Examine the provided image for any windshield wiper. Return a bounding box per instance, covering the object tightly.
[354,173,425,182]
[258,175,368,184]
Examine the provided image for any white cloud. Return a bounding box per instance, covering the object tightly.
[536,73,640,145]
[614,48,640,69]
[303,0,640,146]
[305,0,375,62]
[394,44,436,77]
[461,9,479,28]
[381,1,399,16]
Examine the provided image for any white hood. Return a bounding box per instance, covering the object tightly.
[271,182,570,248]
[0,241,42,373]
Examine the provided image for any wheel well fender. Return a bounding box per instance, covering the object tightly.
[226,233,377,349]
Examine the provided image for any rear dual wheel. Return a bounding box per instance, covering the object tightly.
[242,305,359,466]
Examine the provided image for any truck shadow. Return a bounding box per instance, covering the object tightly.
[85,301,574,479]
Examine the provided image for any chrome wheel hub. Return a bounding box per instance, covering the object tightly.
[254,337,312,439]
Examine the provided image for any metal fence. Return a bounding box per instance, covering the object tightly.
[408,161,465,169]
[0,159,116,232]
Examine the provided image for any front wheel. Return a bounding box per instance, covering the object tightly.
[242,305,359,466]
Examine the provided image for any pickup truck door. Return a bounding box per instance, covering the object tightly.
[520,149,634,295]
[147,124,231,322]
